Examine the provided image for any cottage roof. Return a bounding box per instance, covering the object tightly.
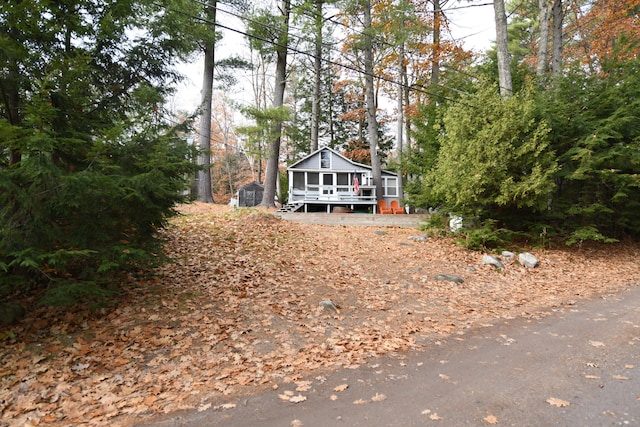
[287,147,396,176]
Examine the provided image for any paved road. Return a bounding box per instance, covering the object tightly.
[141,286,640,427]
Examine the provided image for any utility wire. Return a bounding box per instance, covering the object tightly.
[170,1,463,103]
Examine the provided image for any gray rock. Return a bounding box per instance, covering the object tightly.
[435,274,464,284]
[501,251,515,261]
[374,230,388,236]
[467,266,476,272]
[519,252,539,268]
[482,255,505,270]
[408,235,428,242]
[319,300,339,311]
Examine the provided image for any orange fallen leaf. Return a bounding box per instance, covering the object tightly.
[353,399,369,405]
[547,397,570,407]
[484,414,498,424]
[333,384,349,392]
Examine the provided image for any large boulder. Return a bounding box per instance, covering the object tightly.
[482,255,504,270]
[519,252,539,268]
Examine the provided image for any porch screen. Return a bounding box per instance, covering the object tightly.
[292,172,305,190]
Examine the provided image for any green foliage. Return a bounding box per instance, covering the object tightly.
[541,60,640,241]
[457,219,513,252]
[565,226,618,247]
[420,79,557,218]
[0,0,200,305]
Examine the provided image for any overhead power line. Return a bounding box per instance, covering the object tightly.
[171,0,463,103]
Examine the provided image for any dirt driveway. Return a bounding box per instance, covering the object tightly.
[142,284,640,426]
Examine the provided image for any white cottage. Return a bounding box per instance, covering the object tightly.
[285,147,401,213]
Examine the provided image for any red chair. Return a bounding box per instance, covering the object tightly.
[378,200,392,214]
[390,200,405,214]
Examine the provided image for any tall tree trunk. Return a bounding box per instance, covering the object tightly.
[536,0,552,76]
[310,0,323,152]
[196,0,217,203]
[363,0,383,201]
[493,0,512,98]
[261,0,291,208]
[396,42,404,201]
[551,0,563,77]
[402,62,411,154]
[431,0,441,87]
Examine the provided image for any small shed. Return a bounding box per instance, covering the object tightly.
[237,181,264,207]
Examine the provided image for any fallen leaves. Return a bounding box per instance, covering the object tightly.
[279,390,307,403]
[422,409,442,420]
[2,203,640,425]
[546,397,571,407]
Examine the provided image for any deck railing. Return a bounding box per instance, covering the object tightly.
[290,185,376,202]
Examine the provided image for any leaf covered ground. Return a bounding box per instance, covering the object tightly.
[2,203,640,426]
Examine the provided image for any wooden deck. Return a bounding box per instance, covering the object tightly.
[274,212,429,228]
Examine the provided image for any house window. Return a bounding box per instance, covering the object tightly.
[383,177,398,197]
[320,151,330,168]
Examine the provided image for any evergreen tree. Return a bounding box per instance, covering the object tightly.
[541,60,640,243]
[416,80,557,228]
[0,0,199,304]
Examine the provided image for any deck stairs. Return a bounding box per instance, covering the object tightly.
[277,202,304,213]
